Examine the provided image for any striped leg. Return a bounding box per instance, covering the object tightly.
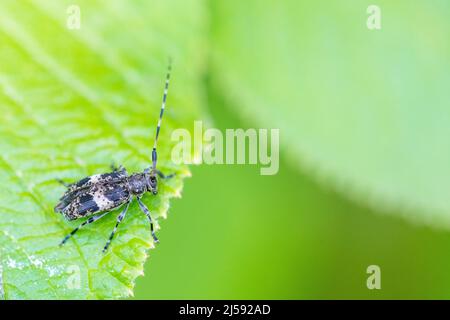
[110,162,124,172]
[103,201,131,253]
[60,211,111,246]
[137,197,159,243]
[56,178,71,187]
[155,169,175,180]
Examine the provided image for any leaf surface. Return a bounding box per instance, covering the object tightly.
[0,0,206,299]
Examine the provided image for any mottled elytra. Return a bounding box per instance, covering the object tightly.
[55,61,174,253]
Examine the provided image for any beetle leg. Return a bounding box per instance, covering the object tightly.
[154,169,175,180]
[110,162,124,172]
[56,178,71,187]
[102,200,131,253]
[137,197,159,243]
[60,211,111,246]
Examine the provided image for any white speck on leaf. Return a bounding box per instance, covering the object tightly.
[29,255,45,268]
[46,265,62,277]
[6,258,24,270]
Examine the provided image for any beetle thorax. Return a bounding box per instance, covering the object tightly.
[128,173,148,195]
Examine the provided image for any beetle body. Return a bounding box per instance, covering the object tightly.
[55,61,173,252]
[55,168,158,220]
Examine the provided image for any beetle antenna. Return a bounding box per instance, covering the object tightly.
[152,58,172,171]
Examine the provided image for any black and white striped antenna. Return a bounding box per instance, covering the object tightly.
[152,59,172,171]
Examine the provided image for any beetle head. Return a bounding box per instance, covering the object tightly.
[144,168,158,195]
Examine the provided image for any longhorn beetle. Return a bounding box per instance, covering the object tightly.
[55,61,174,253]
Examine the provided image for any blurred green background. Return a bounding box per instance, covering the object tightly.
[133,79,450,300]
[133,0,450,299]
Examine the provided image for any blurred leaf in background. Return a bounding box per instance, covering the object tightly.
[0,0,207,299]
[209,0,450,225]
[135,79,450,299]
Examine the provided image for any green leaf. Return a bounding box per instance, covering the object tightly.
[0,0,206,299]
[210,0,450,225]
